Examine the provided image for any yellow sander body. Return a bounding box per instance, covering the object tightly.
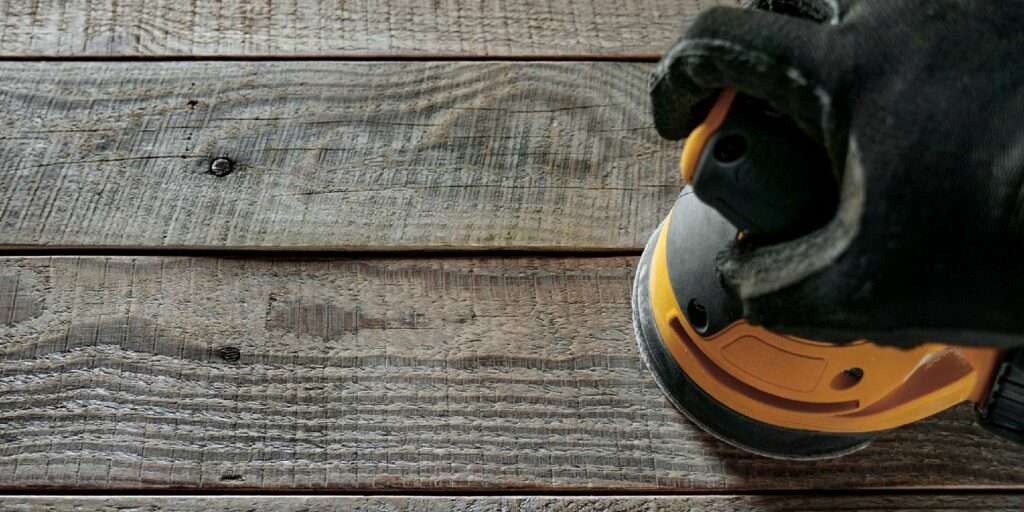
[633,89,1012,459]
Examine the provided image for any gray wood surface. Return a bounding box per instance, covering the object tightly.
[0,0,736,58]
[4,494,1024,511]
[2,256,1023,490]
[0,61,678,251]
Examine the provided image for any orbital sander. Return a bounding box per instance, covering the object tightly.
[633,89,1024,459]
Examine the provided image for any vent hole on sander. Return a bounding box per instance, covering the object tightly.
[832,367,864,390]
[713,134,748,163]
[686,299,710,334]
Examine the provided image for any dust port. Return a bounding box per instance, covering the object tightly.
[687,298,710,334]
[832,367,864,390]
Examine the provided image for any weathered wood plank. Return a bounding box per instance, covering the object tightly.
[0,61,678,251]
[1,256,1023,490]
[0,0,737,58]
[5,494,1024,511]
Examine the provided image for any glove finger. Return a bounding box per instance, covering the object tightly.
[745,0,843,23]
[651,6,832,140]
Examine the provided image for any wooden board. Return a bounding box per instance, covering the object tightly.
[5,494,1024,511]
[0,0,737,58]
[0,61,679,252]
[2,256,1023,490]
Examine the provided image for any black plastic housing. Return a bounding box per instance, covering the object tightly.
[979,349,1024,445]
[690,95,837,240]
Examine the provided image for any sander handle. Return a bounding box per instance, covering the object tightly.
[684,90,839,241]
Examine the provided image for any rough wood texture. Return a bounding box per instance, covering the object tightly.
[5,494,1024,511]
[2,256,1023,490]
[0,0,737,58]
[0,61,679,251]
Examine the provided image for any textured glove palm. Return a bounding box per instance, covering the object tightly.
[652,0,1024,347]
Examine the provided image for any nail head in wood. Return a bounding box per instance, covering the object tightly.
[209,157,234,177]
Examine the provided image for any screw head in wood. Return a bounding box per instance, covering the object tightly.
[209,157,234,177]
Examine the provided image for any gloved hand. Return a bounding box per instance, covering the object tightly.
[651,0,1024,347]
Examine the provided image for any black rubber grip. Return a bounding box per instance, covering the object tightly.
[690,94,837,241]
[979,349,1024,446]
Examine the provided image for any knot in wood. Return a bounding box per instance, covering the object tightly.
[219,346,241,362]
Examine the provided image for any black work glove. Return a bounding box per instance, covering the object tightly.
[651,0,1024,348]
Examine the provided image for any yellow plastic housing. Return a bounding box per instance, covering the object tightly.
[648,212,999,432]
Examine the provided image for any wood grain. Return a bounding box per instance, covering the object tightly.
[0,0,737,58]
[5,494,1024,511]
[0,61,679,251]
[2,256,1023,490]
